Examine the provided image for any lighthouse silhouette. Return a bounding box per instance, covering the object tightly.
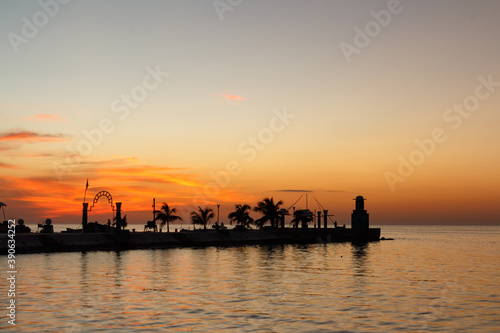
[351,195,369,229]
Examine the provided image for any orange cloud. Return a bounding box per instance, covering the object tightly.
[0,158,201,220]
[211,90,247,104]
[0,131,70,143]
[96,164,201,188]
[0,176,79,218]
[0,162,19,169]
[24,113,64,122]
[221,93,246,101]
[0,154,260,225]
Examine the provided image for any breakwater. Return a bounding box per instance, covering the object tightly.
[1,228,380,254]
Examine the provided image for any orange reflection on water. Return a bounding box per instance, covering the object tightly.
[10,226,500,332]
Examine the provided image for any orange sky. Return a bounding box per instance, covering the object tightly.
[1,1,499,226]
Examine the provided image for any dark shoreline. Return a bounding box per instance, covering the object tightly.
[1,228,380,254]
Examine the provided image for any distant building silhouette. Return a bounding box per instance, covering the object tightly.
[351,196,369,229]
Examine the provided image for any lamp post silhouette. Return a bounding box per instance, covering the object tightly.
[217,204,220,224]
[0,202,7,221]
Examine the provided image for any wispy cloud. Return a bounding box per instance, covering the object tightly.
[0,144,20,152]
[0,169,197,221]
[22,152,63,158]
[0,161,19,169]
[24,113,65,122]
[96,164,200,188]
[221,93,246,101]
[211,90,247,105]
[1,155,256,223]
[0,131,71,143]
[275,189,313,193]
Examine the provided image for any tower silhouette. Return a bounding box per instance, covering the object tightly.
[351,195,369,229]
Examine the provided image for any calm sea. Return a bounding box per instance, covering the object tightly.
[1,225,499,332]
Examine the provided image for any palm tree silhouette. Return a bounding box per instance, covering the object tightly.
[155,202,182,233]
[228,204,254,229]
[253,197,283,228]
[190,206,214,230]
[291,209,314,228]
[113,215,127,230]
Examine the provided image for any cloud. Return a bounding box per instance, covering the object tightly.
[0,161,19,169]
[221,93,246,101]
[211,90,247,105]
[96,164,200,187]
[0,131,71,143]
[0,164,200,221]
[51,156,201,190]
[1,155,258,223]
[0,176,81,219]
[22,152,63,158]
[275,189,313,193]
[0,144,20,152]
[24,114,65,122]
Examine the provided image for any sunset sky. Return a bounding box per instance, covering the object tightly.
[1,0,499,226]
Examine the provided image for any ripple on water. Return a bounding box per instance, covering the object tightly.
[5,226,500,332]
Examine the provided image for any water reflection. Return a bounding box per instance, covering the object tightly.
[351,242,368,262]
[78,251,89,304]
[113,250,123,289]
[350,242,370,293]
[11,226,500,332]
[353,240,369,252]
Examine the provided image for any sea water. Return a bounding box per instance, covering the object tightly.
[1,225,499,332]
